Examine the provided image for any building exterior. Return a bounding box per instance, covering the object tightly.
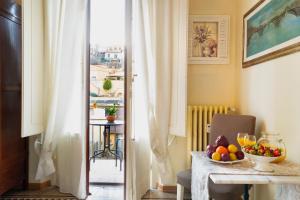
[90,46,124,105]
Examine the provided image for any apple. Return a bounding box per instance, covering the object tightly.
[206,144,216,152]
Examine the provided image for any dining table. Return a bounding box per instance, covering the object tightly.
[192,151,300,200]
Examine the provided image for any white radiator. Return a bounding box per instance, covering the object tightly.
[186,105,234,167]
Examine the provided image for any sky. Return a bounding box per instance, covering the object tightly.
[90,0,125,47]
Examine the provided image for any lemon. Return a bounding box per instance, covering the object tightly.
[228,144,238,153]
[212,152,221,161]
[229,153,237,161]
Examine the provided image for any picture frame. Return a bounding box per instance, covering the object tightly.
[188,15,230,65]
[243,0,300,68]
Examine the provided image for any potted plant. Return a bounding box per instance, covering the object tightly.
[103,78,112,91]
[105,104,118,123]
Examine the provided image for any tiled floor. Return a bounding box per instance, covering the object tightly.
[88,186,191,200]
[0,185,124,200]
[90,159,124,183]
[0,186,77,200]
[142,189,191,200]
[87,185,124,200]
[0,185,191,200]
[88,158,124,199]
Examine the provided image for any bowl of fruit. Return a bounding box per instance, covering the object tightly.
[206,135,245,164]
[243,143,283,172]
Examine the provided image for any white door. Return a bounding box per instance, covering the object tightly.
[131,66,151,199]
[125,49,151,200]
[125,0,151,199]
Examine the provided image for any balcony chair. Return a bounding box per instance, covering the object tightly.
[115,133,123,171]
[112,107,124,171]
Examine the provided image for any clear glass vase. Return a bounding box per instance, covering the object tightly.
[257,132,286,163]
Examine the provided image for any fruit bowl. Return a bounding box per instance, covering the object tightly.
[243,142,284,172]
[208,157,246,164]
[243,151,277,172]
[206,135,245,163]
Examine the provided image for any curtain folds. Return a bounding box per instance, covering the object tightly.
[35,0,87,198]
[133,0,188,188]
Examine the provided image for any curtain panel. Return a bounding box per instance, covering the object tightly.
[131,0,188,194]
[35,0,88,198]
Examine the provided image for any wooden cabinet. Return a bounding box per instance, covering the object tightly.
[0,0,27,195]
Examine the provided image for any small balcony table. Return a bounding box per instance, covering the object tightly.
[89,119,124,163]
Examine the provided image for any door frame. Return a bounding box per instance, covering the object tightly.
[85,0,132,199]
[124,0,132,199]
[85,0,91,196]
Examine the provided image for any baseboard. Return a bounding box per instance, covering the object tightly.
[28,180,51,190]
[157,182,177,193]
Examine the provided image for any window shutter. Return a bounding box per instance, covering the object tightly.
[22,0,45,137]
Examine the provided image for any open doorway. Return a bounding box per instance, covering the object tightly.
[88,0,126,199]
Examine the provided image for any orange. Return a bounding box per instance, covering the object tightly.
[216,146,228,155]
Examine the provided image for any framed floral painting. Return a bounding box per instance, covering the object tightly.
[188,15,230,64]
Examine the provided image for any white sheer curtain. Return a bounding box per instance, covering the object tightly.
[132,0,188,193]
[35,0,87,198]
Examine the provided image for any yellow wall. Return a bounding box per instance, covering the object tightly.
[171,1,300,200]
[237,0,300,199]
[188,0,238,106]
[167,0,238,185]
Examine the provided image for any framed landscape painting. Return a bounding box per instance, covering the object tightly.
[188,15,230,64]
[243,0,300,68]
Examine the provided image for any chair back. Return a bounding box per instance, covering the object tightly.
[209,114,256,147]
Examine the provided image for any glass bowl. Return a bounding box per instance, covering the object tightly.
[243,132,286,172]
[243,151,277,172]
[257,132,286,163]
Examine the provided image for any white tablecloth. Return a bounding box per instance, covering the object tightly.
[191,151,300,200]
